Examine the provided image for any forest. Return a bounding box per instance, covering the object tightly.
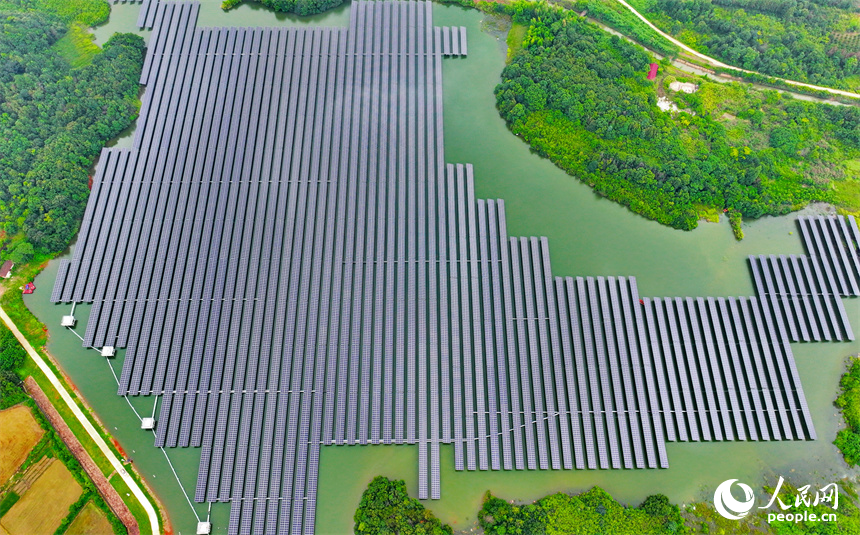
[0,2,144,257]
[494,0,860,232]
[480,488,687,534]
[354,476,452,535]
[835,358,860,467]
[221,0,343,16]
[628,0,860,91]
[354,477,860,534]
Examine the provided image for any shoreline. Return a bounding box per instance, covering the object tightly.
[0,302,163,535]
[36,330,175,535]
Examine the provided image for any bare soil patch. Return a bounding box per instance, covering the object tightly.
[66,500,113,535]
[0,459,82,535]
[0,405,43,484]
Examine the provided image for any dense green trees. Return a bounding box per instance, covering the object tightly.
[835,358,860,466]
[221,0,344,16]
[0,326,25,372]
[0,11,144,256]
[479,487,688,534]
[0,325,26,410]
[494,1,860,232]
[354,476,452,535]
[2,0,110,26]
[638,0,860,90]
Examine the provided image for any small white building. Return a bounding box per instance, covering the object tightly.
[669,81,699,94]
[197,521,212,535]
[101,346,116,358]
[61,315,76,327]
[141,417,156,430]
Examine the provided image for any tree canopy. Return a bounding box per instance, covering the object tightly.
[354,476,452,535]
[221,0,344,17]
[494,1,860,231]
[479,487,688,535]
[0,9,144,256]
[637,0,860,91]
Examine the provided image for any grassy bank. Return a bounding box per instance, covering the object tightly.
[506,22,527,63]
[0,262,163,535]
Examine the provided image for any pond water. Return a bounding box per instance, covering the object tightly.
[24,3,860,534]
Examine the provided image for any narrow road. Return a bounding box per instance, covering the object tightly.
[0,306,160,535]
[614,0,860,100]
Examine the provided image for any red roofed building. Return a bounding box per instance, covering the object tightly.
[648,63,660,80]
[647,63,659,80]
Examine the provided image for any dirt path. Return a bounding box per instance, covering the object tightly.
[613,0,860,100]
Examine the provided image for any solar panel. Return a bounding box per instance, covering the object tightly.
[756,297,798,439]
[519,244,550,470]
[531,238,562,470]
[512,240,539,469]
[596,277,628,468]
[607,277,640,468]
[477,201,502,470]
[826,218,859,295]
[738,297,779,440]
[576,277,608,468]
[467,169,489,471]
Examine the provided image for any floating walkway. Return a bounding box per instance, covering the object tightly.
[52,2,856,533]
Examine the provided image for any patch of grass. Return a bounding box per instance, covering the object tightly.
[685,502,755,534]
[833,176,860,215]
[506,22,527,64]
[65,499,114,535]
[728,210,744,240]
[52,24,100,68]
[695,204,720,223]
[0,490,19,518]
[0,255,54,348]
[109,473,156,535]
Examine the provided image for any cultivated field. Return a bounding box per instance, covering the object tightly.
[66,500,113,535]
[0,459,82,535]
[0,405,43,484]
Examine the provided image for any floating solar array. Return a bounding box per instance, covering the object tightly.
[749,215,859,343]
[52,2,857,533]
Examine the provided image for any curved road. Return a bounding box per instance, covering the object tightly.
[614,0,860,100]
[0,306,160,535]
